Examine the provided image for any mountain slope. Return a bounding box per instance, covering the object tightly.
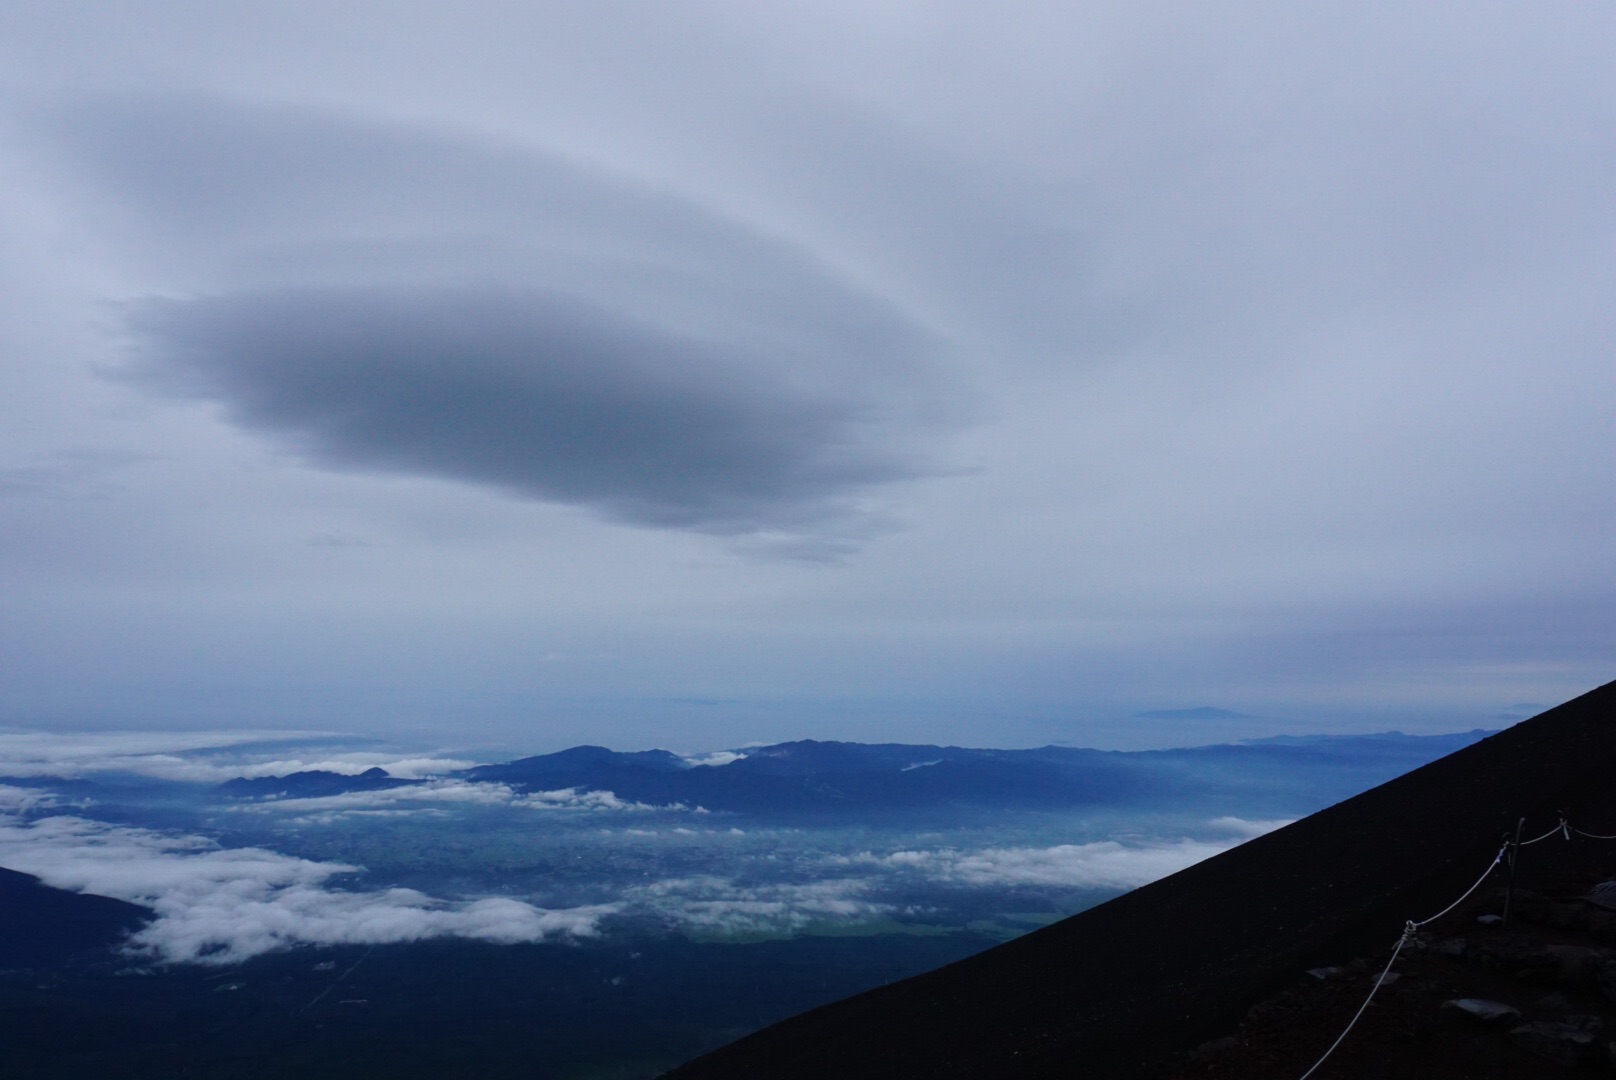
[0,867,151,968]
[662,681,1616,1079]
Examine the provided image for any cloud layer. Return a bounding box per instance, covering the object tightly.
[233,778,689,818]
[837,819,1291,891]
[624,821,1291,935]
[0,810,609,964]
[0,783,64,813]
[857,840,1235,890]
[0,730,473,783]
[625,874,887,936]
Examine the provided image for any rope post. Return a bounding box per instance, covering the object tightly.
[1502,817,1524,926]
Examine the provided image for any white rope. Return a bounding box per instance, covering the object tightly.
[1289,811,1616,1079]
[1516,820,1567,846]
[1409,844,1508,929]
[1292,844,1506,1079]
[1294,928,1411,1080]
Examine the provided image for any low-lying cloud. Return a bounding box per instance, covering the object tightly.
[0,730,317,780]
[225,756,476,781]
[625,875,887,936]
[235,779,690,817]
[679,751,748,768]
[0,809,609,965]
[837,819,1292,891]
[862,840,1232,890]
[519,786,693,812]
[1208,817,1295,839]
[0,784,66,813]
[0,730,472,783]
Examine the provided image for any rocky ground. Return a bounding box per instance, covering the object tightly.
[1167,857,1616,1078]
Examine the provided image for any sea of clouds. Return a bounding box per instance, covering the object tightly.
[0,792,611,965]
[625,875,888,936]
[229,778,699,822]
[0,732,1293,962]
[0,730,474,783]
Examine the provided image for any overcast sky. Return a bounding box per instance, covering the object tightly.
[1,2,1611,752]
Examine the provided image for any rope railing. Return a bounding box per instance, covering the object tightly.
[1515,819,1568,846]
[1409,842,1510,930]
[1294,933,1412,1080]
[1292,817,1616,1080]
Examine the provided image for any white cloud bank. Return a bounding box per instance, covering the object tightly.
[679,751,748,767]
[234,779,694,818]
[625,875,887,936]
[861,840,1232,890]
[614,827,1280,935]
[0,809,611,965]
[0,730,474,783]
[0,783,66,813]
[231,755,478,781]
[1208,817,1296,839]
[837,819,1294,891]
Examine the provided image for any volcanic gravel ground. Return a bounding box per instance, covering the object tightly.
[1170,868,1616,1079]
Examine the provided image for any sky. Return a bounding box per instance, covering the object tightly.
[1,2,1612,753]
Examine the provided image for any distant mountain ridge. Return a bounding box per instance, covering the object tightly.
[468,731,1490,817]
[218,766,422,799]
[216,730,1494,820]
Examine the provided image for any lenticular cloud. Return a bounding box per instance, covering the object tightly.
[0,810,611,964]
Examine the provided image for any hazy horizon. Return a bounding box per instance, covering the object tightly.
[0,702,1523,760]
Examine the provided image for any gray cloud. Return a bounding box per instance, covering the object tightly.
[43,94,952,358]
[25,95,962,539]
[127,285,934,532]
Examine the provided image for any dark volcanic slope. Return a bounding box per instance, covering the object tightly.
[0,867,150,968]
[664,681,1616,1080]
